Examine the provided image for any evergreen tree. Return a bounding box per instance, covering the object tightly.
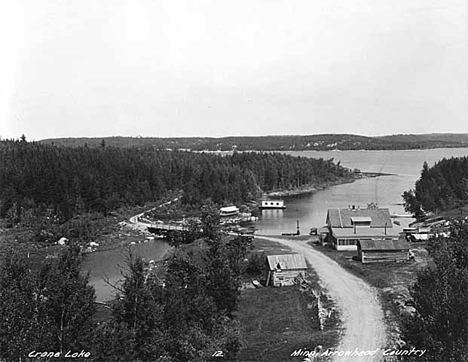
[0,250,38,361]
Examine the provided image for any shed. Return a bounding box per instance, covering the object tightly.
[357,239,410,263]
[317,226,330,246]
[265,254,307,287]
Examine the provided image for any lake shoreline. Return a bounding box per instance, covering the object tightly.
[264,172,390,198]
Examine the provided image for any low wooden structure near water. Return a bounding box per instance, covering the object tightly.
[147,223,190,239]
[265,254,307,287]
[357,239,410,263]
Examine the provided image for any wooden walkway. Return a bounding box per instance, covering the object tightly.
[147,223,190,237]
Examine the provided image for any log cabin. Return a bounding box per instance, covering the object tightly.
[357,239,410,263]
[265,254,307,287]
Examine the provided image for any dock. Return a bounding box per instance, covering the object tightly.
[147,223,191,238]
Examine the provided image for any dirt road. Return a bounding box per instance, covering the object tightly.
[259,236,387,362]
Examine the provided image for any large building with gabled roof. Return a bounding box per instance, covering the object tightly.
[325,206,400,251]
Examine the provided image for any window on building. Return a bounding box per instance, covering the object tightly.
[340,239,357,246]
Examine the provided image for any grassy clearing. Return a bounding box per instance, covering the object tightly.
[236,237,341,362]
[236,286,340,362]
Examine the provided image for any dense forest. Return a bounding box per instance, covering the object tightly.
[403,157,468,215]
[0,139,347,231]
[40,133,468,151]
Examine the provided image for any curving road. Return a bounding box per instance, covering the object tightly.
[259,236,387,362]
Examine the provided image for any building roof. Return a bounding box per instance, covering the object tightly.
[266,254,307,271]
[358,239,410,251]
[331,227,400,238]
[327,208,393,228]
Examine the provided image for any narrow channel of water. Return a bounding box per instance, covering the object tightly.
[84,148,468,301]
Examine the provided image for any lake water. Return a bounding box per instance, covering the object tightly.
[254,148,468,235]
[82,239,172,302]
[84,148,468,301]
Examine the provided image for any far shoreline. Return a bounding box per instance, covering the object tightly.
[264,172,391,198]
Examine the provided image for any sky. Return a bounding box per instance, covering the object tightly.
[0,0,466,141]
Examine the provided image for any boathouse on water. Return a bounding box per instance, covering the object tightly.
[325,207,400,251]
[265,254,307,287]
[260,199,286,209]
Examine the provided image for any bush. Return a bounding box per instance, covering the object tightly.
[245,253,266,275]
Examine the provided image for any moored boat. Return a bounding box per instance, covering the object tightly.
[220,206,240,217]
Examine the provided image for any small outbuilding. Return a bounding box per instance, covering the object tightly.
[265,254,307,287]
[357,239,410,263]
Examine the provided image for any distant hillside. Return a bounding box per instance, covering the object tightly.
[376,133,468,148]
[39,133,468,151]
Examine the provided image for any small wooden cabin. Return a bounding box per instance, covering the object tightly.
[357,239,410,263]
[265,254,307,287]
